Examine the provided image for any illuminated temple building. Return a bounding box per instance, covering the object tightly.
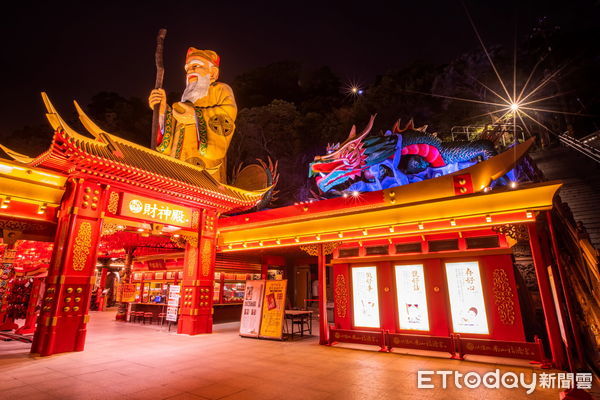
[0,94,598,380]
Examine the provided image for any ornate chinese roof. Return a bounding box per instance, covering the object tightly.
[0,93,267,214]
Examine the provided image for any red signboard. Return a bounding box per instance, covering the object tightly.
[456,336,545,362]
[329,328,386,349]
[147,259,166,271]
[387,333,454,355]
[119,193,193,228]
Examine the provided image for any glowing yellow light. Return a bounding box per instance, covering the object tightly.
[526,211,533,219]
[485,215,492,223]
[0,197,11,209]
[450,219,456,226]
[352,191,360,197]
[510,181,517,189]
[510,103,519,111]
[37,203,48,214]
[137,228,144,232]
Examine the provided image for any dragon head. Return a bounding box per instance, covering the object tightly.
[309,115,376,193]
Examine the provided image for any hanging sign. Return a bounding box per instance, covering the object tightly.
[445,261,489,334]
[259,279,287,340]
[166,285,180,322]
[239,280,266,337]
[351,266,381,328]
[119,193,193,228]
[394,264,430,331]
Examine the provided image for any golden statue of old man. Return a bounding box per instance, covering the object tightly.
[149,47,236,182]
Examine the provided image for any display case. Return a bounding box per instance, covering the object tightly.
[135,281,168,304]
[222,281,245,303]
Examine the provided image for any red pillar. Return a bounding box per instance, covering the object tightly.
[527,223,566,369]
[31,178,108,356]
[178,208,217,335]
[318,243,329,345]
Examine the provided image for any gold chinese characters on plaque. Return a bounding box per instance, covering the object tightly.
[119,193,193,228]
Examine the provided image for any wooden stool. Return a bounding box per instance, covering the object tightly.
[130,311,142,323]
[143,312,154,324]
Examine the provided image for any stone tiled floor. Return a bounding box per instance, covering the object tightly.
[0,311,567,399]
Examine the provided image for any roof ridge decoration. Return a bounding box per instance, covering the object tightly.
[0,93,268,213]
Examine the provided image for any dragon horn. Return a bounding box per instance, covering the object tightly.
[403,118,415,131]
[347,125,357,140]
[359,114,376,137]
[392,118,402,133]
[416,125,428,132]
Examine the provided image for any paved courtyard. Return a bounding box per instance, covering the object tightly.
[0,311,567,399]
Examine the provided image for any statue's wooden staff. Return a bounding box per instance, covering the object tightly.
[151,28,167,149]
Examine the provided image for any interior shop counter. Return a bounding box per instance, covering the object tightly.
[213,303,242,323]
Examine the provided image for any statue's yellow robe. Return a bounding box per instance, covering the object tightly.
[156,82,237,182]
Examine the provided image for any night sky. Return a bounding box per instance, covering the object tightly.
[0,0,594,134]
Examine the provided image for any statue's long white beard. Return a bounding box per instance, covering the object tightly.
[181,73,210,103]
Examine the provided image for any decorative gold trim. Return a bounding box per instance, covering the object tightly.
[493,268,516,325]
[492,224,529,241]
[186,246,197,277]
[335,274,348,319]
[201,240,213,276]
[72,221,92,271]
[101,222,124,237]
[107,192,120,214]
[171,233,198,248]
[299,242,341,256]
[191,210,200,230]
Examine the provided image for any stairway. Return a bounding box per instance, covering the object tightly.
[530,146,600,250]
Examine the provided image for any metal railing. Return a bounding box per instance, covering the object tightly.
[559,134,600,164]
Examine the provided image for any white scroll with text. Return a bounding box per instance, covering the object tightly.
[166,285,180,322]
[395,264,430,331]
[445,261,489,334]
[351,266,380,328]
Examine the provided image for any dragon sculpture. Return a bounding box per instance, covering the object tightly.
[310,115,500,194]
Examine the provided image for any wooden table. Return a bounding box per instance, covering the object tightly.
[283,310,313,340]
